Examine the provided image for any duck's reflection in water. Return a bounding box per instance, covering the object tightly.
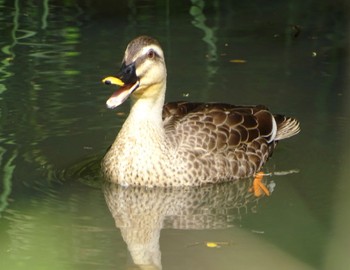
[103,179,266,270]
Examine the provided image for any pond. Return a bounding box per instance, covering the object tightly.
[0,0,349,269]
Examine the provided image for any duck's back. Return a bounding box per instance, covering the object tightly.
[162,102,299,183]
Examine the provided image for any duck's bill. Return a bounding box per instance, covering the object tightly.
[102,76,125,86]
[102,76,140,109]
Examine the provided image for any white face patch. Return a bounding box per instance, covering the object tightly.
[132,45,164,63]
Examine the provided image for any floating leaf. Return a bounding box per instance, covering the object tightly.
[206,242,218,248]
[229,59,247,63]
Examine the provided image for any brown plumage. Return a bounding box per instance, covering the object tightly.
[101,36,300,187]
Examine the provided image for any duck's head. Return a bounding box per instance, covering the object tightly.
[102,36,166,109]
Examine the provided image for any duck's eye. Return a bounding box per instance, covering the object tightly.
[147,50,155,59]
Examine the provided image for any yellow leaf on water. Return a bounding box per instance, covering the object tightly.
[206,242,218,248]
[187,241,230,248]
[230,59,247,63]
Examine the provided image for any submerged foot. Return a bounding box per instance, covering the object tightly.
[249,172,270,197]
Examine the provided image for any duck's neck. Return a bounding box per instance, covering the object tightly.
[103,82,174,186]
[113,82,171,181]
[128,82,166,126]
[117,82,167,147]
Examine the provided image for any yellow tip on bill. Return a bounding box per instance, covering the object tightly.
[102,76,125,86]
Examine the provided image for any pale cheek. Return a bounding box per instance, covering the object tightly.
[136,62,151,78]
[138,64,165,85]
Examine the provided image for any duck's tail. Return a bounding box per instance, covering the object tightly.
[274,115,301,141]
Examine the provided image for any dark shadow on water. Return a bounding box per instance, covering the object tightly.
[51,154,104,189]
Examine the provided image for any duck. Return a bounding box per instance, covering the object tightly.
[101,35,300,189]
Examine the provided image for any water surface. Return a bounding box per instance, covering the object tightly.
[0,1,349,269]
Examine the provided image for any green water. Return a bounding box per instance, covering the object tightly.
[0,0,349,269]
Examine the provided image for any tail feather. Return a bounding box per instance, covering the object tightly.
[274,115,300,141]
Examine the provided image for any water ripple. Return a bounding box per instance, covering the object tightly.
[50,155,103,188]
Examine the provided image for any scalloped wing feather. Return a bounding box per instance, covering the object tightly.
[161,102,299,179]
[162,102,278,152]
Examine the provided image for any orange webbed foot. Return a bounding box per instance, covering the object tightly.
[249,172,270,197]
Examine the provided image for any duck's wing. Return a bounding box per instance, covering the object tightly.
[162,101,279,153]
